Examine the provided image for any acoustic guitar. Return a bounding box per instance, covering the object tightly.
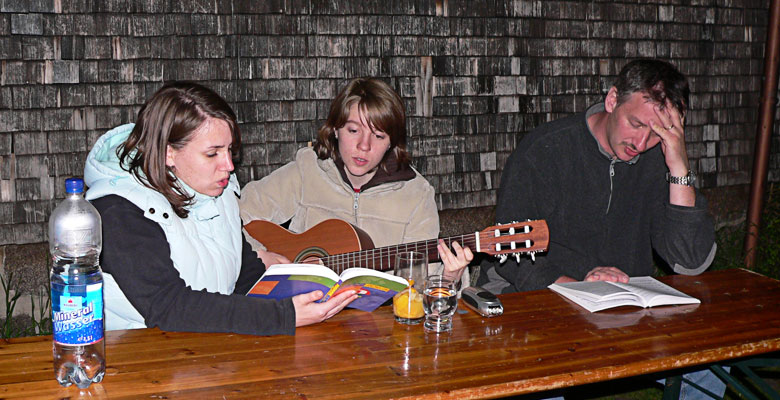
[244,219,549,274]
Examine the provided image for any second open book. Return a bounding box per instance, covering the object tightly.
[548,276,700,312]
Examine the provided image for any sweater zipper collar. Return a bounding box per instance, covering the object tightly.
[606,159,616,214]
[602,154,639,215]
[584,103,640,215]
[352,188,360,222]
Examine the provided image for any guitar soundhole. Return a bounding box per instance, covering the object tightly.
[294,247,329,264]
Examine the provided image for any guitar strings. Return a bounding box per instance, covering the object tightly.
[323,234,478,274]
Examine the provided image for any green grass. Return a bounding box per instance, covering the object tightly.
[711,182,780,280]
[0,269,51,339]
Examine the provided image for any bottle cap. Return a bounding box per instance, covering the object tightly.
[65,177,85,194]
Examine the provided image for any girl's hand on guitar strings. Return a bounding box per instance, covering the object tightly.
[292,289,358,327]
[438,240,474,282]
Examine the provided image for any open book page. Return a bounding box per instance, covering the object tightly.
[548,285,640,312]
[340,267,408,286]
[247,263,339,299]
[610,276,700,308]
[337,268,409,312]
[548,276,699,312]
[247,264,409,312]
[550,281,635,301]
[265,263,340,282]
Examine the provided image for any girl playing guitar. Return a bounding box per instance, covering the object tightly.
[238,78,473,282]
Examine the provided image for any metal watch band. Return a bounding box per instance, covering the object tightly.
[666,170,696,187]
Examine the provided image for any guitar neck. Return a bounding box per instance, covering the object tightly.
[321,234,477,274]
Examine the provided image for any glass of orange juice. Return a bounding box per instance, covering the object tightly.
[393,251,427,324]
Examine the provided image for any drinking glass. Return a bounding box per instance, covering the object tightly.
[423,275,458,333]
[392,251,427,325]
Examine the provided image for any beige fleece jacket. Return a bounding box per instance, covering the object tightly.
[239,147,440,252]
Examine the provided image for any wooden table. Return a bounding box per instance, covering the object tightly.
[2,268,780,399]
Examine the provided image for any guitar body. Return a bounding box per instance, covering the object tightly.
[244,219,375,263]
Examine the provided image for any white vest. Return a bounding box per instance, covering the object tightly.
[84,124,244,330]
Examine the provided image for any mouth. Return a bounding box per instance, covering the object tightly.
[352,156,369,167]
[218,178,229,188]
[624,145,639,158]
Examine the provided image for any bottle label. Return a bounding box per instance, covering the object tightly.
[52,282,103,345]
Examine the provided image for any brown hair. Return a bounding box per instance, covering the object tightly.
[313,78,410,171]
[614,59,690,116]
[118,81,240,218]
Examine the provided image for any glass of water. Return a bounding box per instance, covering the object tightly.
[423,275,458,333]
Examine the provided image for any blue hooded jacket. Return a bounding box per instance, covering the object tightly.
[84,123,245,330]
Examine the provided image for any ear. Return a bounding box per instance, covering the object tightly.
[165,145,176,168]
[604,87,619,113]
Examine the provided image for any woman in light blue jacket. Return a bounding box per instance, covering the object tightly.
[84,81,356,335]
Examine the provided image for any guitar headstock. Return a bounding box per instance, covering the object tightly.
[477,220,549,262]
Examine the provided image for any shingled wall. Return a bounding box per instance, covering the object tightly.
[0,0,777,246]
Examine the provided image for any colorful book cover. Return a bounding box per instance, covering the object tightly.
[247,264,409,312]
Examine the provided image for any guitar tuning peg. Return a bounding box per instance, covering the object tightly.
[498,254,508,264]
[514,253,521,263]
[530,251,536,262]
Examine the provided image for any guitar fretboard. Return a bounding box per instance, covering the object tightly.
[322,234,477,274]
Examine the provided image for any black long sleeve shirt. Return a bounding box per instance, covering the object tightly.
[484,105,716,293]
[93,194,296,335]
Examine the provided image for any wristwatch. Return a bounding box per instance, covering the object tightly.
[666,170,696,187]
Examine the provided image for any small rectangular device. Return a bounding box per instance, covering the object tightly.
[461,286,503,317]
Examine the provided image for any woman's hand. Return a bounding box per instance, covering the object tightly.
[438,240,474,282]
[292,290,358,327]
[256,249,291,266]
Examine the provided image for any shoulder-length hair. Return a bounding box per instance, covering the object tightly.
[313,78,410,171]
[118,81,240,218]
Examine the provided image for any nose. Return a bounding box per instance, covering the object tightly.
[357,131,371,151]
[222,151,234,172]
[636,128,652,152]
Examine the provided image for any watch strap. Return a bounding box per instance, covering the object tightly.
[666,170,696,186]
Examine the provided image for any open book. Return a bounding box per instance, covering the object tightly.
[548,276,700,313]
[247,264,409,312]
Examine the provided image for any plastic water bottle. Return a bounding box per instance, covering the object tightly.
[48,177,105,388]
